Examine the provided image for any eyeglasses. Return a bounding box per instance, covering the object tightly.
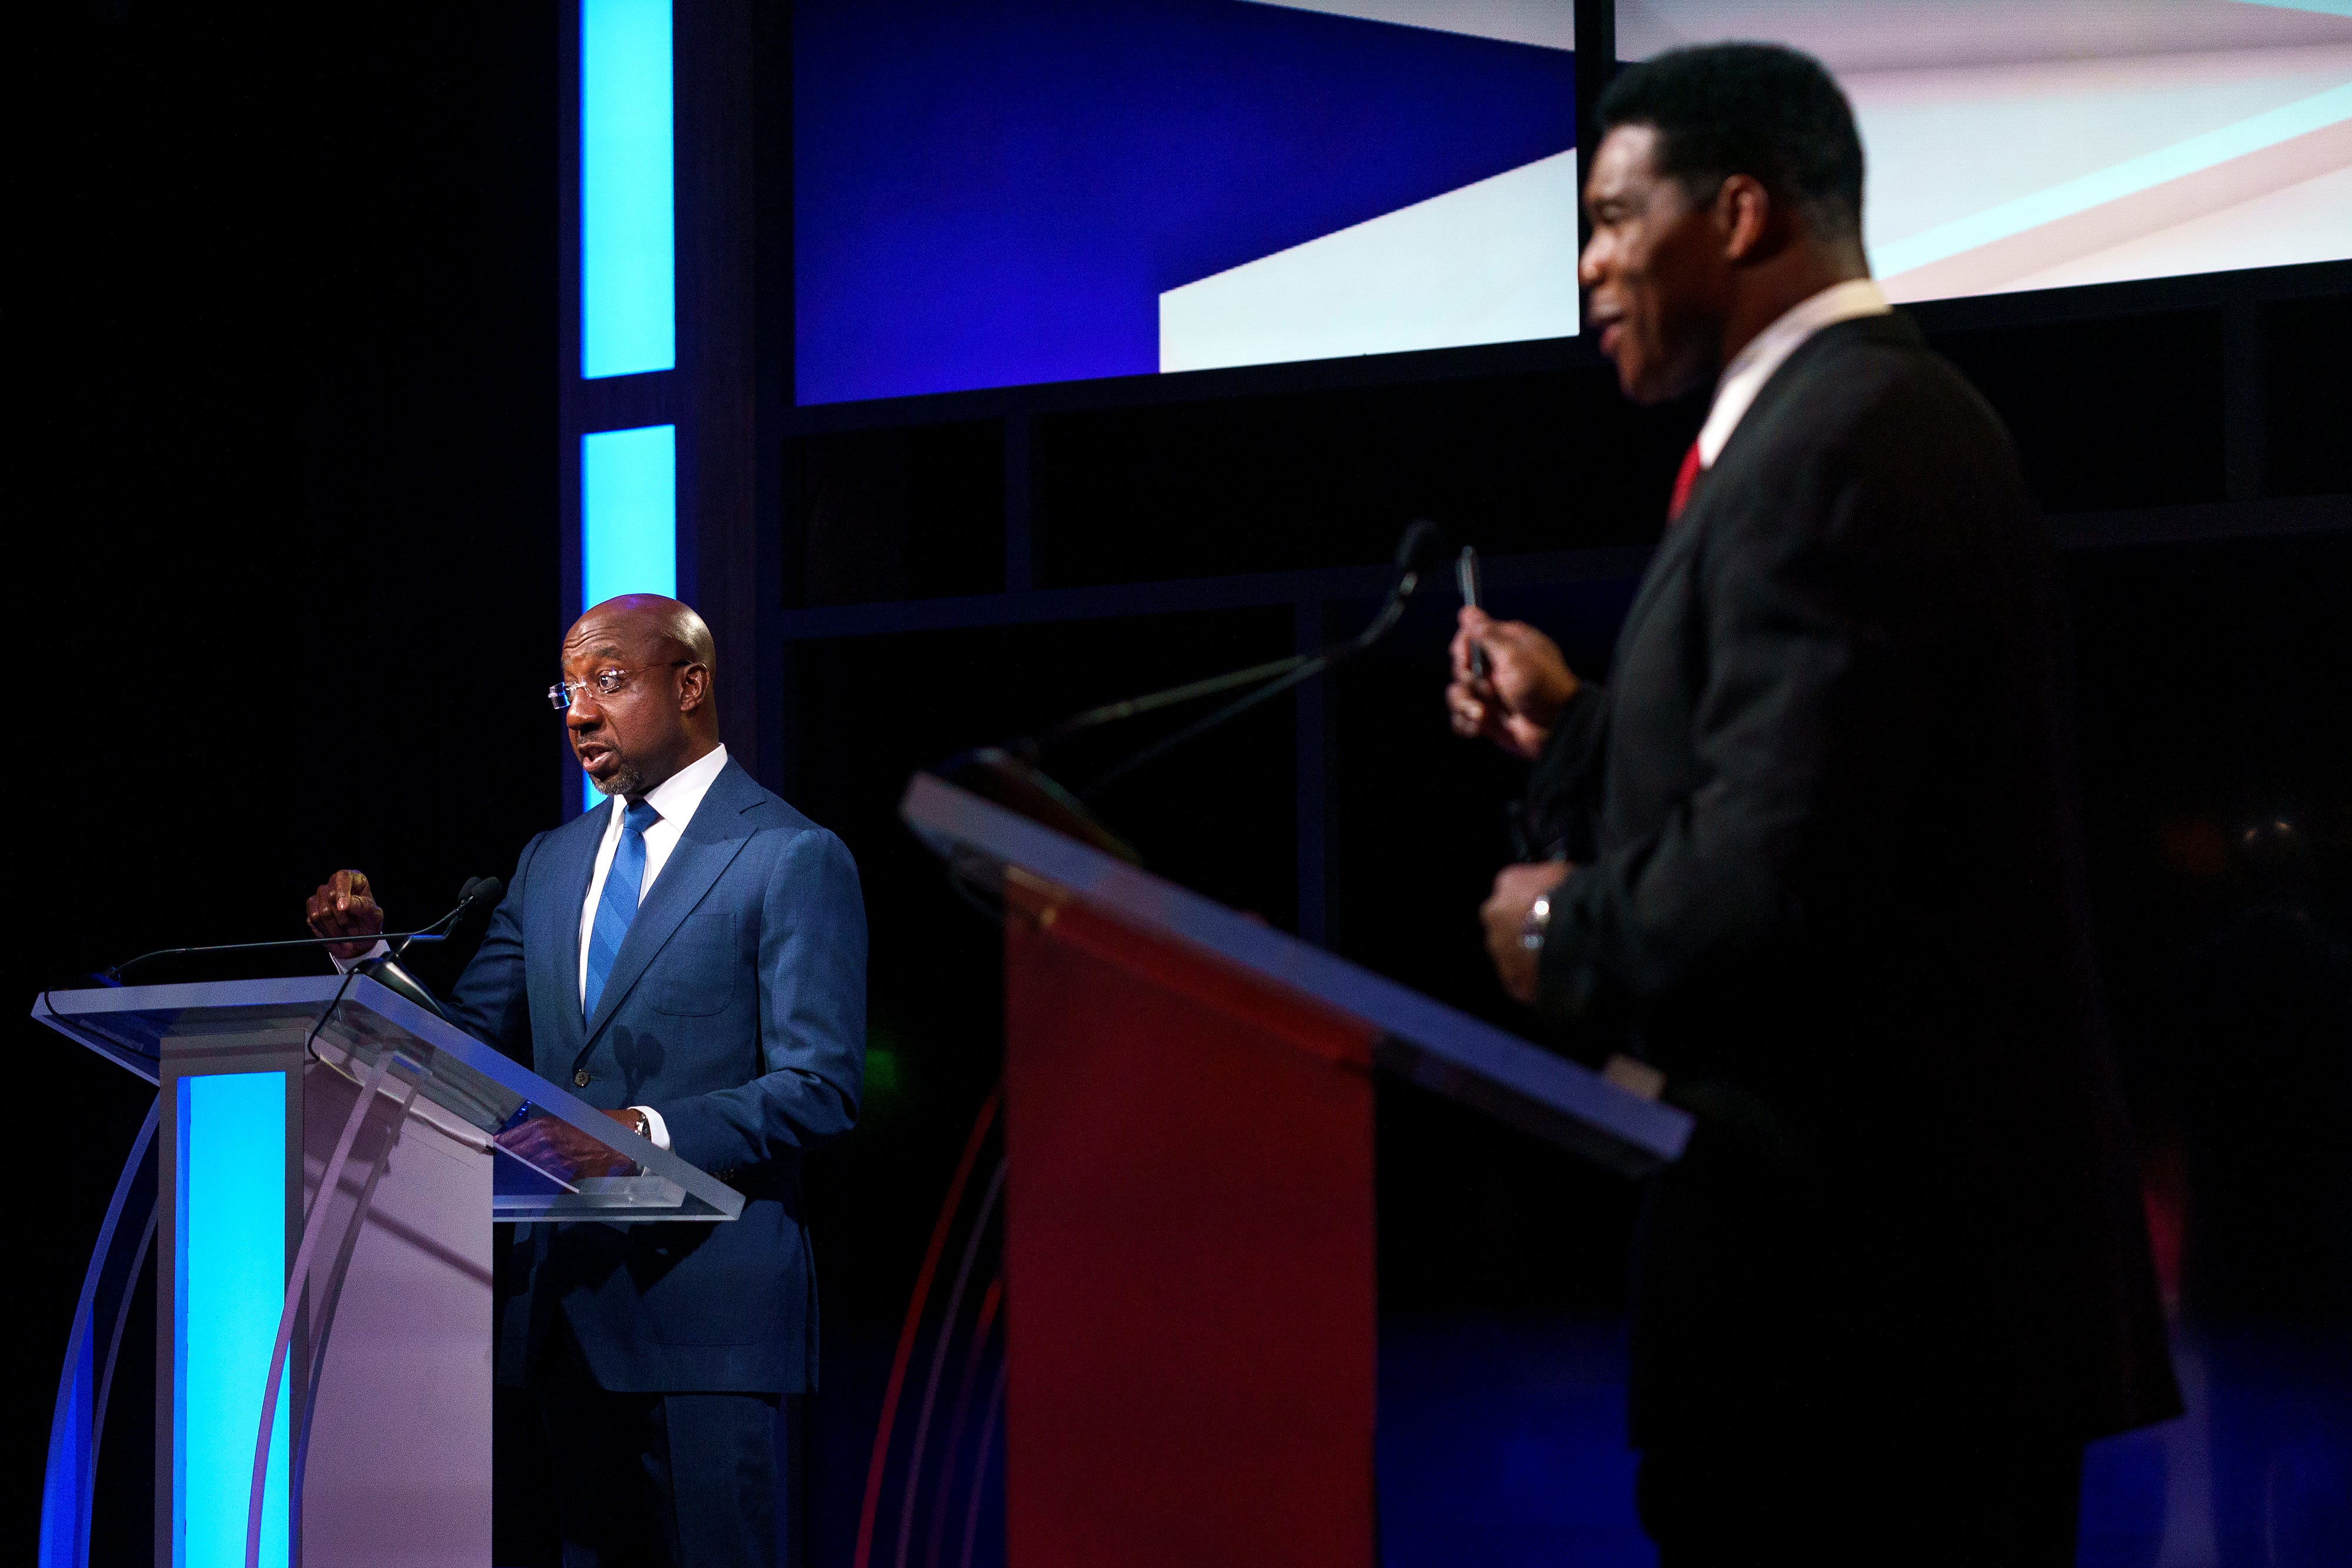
[547,660,689,710]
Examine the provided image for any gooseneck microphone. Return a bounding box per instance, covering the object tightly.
[385,875,502,957]
[934,521,1451,860]
[1073,518,1451,800]
[352,876,502,1018]
[103,875,503,984]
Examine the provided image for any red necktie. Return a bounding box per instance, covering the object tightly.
[1667,438,1704,524]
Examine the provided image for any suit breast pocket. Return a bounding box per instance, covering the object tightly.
[646,912,741,1016]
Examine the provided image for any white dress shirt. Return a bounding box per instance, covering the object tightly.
[573,741,733,1151]
[1695,278,1891,469]
[577,741,730,1007]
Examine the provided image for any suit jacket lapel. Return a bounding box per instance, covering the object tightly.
[1706,312,1909,482]
[580,760,763,1048]
[544,805,606,1054]
[1610,314,1915,661]
[1612,503,1708,666]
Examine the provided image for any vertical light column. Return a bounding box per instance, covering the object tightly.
[581,423,679,808]
[575,0,680,813]
[175,1072,289,1568]
[580,0,676,378]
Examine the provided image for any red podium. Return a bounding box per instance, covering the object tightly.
[902,773,1690,1568]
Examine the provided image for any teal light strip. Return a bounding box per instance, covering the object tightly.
[1873,81,2352,282]
[581,423,678,808]
[175,1072,289,1568]
[2231,0,2352,16]
[583,424,678,608]
[581,0,676,377]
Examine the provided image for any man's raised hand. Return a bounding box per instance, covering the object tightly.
[305,869,386,964]
[1447,607,1579,760]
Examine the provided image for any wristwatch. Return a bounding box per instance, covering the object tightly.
[1519,891,1554,953]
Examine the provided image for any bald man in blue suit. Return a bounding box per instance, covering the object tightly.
[309,594,866,1568]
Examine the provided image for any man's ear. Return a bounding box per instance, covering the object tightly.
[1716,174,1773,264]
[678,661,711,714]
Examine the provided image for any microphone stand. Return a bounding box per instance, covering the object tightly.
[934,521,1449,861]
[320,880,502,1019]
[1076,577,1417,802]
[104,878,502,1017]
[1036,654,1315,748]
[349,941,449,1021]
[103,928,453,984]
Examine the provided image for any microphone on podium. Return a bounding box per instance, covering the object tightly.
[102,875,503,990]
[936,521,1452,860]
[348,875,502,1017]
[1073,517,1451,799]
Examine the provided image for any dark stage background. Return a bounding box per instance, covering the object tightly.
[18,5,2350,1565]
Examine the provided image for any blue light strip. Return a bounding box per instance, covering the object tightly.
[175,1072,289,1568]
[39,1328,93,1568]
[580,423,679,810]
[581,0,677,377]
[583,423,678,611]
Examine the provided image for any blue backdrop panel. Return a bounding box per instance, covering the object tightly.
[794,0,1576,403]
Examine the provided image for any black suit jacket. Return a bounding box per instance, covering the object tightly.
[1529,312,2179,1449]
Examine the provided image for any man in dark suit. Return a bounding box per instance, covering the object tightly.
[1447,45,2178,1565]
[308,594,865,1568]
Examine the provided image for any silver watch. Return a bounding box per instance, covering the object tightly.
[1519,891,1553,952]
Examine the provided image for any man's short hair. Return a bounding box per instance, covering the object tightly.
[1596,43,1865,243]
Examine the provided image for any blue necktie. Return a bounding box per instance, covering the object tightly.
[583,800,661,1018]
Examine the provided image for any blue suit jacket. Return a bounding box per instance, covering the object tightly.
[446,757,866,1393]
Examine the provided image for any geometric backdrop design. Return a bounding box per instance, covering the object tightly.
[794,0,1578,402]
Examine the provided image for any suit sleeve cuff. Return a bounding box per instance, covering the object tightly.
[630,1105,672,1151]
[330,940,390,973]
[1535,867,1607,1021]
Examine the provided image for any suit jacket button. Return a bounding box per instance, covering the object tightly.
[574,1069,591,1087]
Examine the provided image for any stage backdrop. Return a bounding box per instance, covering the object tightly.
[792,0,1581,402]
[1623,0,2352,301]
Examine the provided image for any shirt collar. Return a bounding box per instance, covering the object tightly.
[1695,278,1890,468]
[613,742,729,831]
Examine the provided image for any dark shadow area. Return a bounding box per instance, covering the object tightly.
[2264,296,2352,500]
[1935,310,2229,513]
[790,422,1008,606]
[1034,372,1704,586]
[21,1,558,1556]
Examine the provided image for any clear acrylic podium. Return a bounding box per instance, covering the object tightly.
[34,974,744,1568]
[901,772,1693,1568]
